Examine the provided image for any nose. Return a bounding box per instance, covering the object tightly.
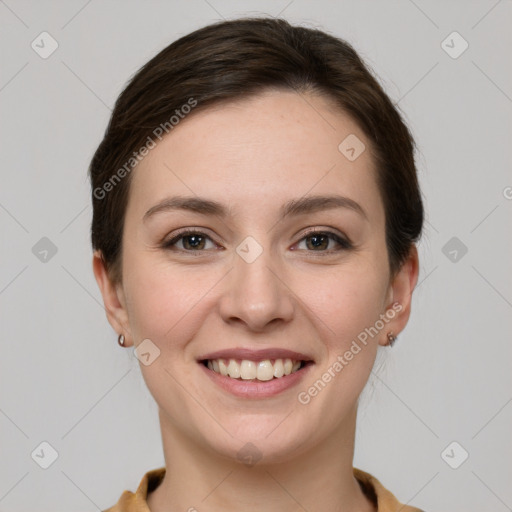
[218,244,295,333]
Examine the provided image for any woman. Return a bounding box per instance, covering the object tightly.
[90,17,424,512]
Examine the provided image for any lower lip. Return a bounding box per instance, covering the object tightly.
[199,362,314,399]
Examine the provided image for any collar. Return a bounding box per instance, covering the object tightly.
[105,466,424,512]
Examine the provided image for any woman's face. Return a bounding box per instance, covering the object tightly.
[95,89,417,464]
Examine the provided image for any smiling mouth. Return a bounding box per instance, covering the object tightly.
[200,358,313,381]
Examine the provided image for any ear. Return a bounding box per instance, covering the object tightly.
[92,250,133,346]
[379,244,420,346]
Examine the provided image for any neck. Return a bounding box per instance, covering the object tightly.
[147,407,375,512]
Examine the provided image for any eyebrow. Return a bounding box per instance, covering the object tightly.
[143,194,368,222]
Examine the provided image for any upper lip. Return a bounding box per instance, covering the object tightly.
[199,348,314,362]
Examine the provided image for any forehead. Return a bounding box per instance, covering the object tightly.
[127,89,384,225]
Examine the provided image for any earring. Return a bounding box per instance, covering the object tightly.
[118,334,125,347]
[386,332,397,347]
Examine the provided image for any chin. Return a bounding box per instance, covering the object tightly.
[200,417,314,466]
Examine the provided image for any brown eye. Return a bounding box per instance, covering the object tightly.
[296,230,352,252]
[181,234,206,250]
[305,233,330,250]
[162,231,216,251]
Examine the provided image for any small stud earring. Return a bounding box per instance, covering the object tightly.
[386,332,397,347]
[118,334,125,347]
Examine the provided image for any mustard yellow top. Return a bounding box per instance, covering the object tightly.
[103,466,424,512]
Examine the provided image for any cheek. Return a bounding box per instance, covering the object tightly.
[312,270,385,392]
[307,261,387,341]
[122,253,216,346]
[292,266,384,429]
[304,265,386,396]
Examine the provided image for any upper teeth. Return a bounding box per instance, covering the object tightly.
[207,358,302,381]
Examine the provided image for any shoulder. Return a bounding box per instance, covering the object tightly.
[353,467,425,512]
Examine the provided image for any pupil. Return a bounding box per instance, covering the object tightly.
[309,234,327,250]
[186,235,203,249]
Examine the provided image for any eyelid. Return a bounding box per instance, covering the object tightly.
[297,226,349,241]
[162,228,221,249]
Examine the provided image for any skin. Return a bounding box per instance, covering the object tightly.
[93,89,419,512]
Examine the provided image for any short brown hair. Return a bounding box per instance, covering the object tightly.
[89,16,424,284]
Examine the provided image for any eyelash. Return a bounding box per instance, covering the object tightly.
[161,228,353,254]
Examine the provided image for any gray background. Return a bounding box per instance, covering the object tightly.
[1,1,511,511]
